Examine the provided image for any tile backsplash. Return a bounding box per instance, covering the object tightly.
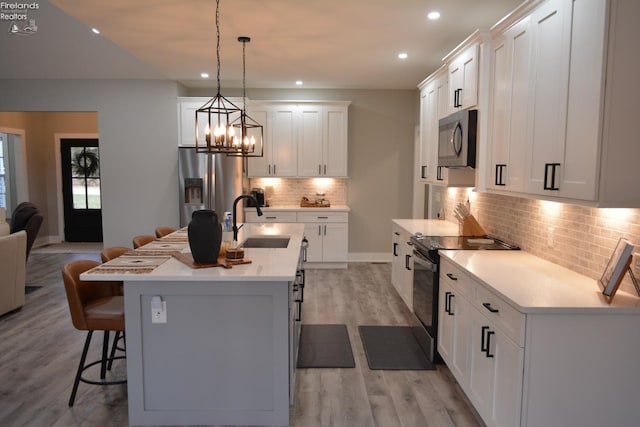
[446,188,640,295]
[248,178,348,207]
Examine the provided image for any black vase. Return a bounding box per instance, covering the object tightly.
[188,209,222,264]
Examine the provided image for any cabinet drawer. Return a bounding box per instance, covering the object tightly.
[297,212,348,223]
[245,211,297,223]
[440,259,475,301]
[474,284,524,346]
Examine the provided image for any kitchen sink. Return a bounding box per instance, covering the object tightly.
[241,236,290,248]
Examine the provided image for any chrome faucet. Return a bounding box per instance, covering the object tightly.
[232,194,263,242]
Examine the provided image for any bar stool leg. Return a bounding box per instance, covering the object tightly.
[100,331,110,379]
[107,331,124,370]
[69,330,93,407]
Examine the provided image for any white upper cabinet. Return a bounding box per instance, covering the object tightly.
[418,74,440,183]
[484,0,640,207]
[248,101,349,178]
[447,43,479,111]
[487,17,532,192]
[178,97,239,147]
[297,102,349,177]
[247,103,297,177]
[523,0,572,196]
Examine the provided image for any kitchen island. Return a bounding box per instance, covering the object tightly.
[81,222,306,427]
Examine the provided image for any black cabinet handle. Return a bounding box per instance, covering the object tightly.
[318,165,322,175]
[481,326,490,353]
[482,302,499,313]
[324,165,327,175]
[295,299,302,321]
[436,166,444,181]
[486,331,495,358]
[543,163,561,190]
[405,254,412,271]
[445,292,454,316]
[495,164,507,186]
[394,231,400,236]
[454,88,462,108]
[393,242,398,257]
[421,165,427,179]
[446,273,457,281]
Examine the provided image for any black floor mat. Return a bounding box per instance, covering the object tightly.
[358,325,435,370]
[297,324,355,368]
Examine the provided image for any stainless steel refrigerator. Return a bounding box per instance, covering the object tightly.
[178,147,244,227]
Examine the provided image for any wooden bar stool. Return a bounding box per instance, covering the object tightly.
[61,260,126,407]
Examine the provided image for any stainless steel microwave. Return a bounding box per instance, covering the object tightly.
[438,109,477,168]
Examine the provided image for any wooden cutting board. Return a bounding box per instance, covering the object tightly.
[172,252,252,269]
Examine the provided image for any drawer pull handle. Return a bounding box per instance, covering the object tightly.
[317,216,329,219]
[393,243,398,257]
[446,273,457,281]
[481,326,490,353]
[265,216,277,219]
[405,254,412,271]
[445,292,454,315]
[482,302,499,313]
[486,331,495,358]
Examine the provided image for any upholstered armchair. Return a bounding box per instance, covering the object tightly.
[0,207,10,237]
[10,202,43,261]
[0,230,27,316]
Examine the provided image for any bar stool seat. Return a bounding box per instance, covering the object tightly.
[62,260,126,407]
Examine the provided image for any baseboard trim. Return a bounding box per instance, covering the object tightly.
[348,252,391,263]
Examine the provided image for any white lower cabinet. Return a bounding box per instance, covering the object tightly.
[390,222,413,310]
[437,278,470,384]
[298,212,348,263]
[245,209,349,265]
[467,305,524,427]
[439,257,524,427]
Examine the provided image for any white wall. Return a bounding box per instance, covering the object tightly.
[0,79,180,248]
[0,81,417,255]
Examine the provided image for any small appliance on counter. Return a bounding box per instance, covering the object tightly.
[247,188,266,207]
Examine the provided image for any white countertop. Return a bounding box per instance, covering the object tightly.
[244,205,350,212]
[440,250,640,314]
[393,219,459,236]
[81,222,305,282]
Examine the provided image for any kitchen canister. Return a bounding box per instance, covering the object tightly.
[188,209,222,264]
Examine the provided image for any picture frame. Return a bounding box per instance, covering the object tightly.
[600,238,635,301]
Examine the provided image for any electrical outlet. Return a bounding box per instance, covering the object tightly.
[547,227,554,248]
[151,296,167,324]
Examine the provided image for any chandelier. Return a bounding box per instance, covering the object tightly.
[228,36,264,157]
[195,0,243,155]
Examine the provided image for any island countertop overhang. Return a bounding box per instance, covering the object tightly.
[81,222,306,282]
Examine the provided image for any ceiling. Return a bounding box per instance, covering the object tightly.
[0,0,524,90]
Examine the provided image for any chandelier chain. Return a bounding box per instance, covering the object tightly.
[216,0,221,93]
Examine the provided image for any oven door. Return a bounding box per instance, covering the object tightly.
[412,249,439,362]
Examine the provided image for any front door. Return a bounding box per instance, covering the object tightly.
[61,139,103,242]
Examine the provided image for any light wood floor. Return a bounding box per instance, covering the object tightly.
[0,253,483,427]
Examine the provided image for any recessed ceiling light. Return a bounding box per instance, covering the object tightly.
[295,80,303,86]
[91,28,100,34]
[398,52,408,59]
[201,72,209,78]
[427,11,440,20]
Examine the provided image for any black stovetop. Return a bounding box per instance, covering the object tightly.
[411,234,520,253]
